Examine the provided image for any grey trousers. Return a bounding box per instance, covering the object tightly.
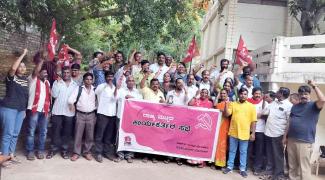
[73,112,96,155]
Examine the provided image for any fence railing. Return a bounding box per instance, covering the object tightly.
[253,35,325,84]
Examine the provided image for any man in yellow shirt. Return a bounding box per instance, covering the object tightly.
[140,75,165,103]
[223,87,257,178]
[134,60,155,88]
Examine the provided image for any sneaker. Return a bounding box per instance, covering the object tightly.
[222,167,232,174]
[26,152,35,161]
[95,154,103,163]
[240,171,248,178]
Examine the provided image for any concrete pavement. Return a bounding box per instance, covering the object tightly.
[2,152,325,180]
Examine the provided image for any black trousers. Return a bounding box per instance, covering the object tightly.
[253,132,265,172]
[265,135,284,177]
[50,115,74,152]
[94,114,117,155]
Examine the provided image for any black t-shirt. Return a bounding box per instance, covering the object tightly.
[1,74,29,111]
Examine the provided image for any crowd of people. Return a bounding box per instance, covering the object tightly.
[0,47,324,180]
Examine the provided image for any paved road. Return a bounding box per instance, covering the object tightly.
[2,152,325,180]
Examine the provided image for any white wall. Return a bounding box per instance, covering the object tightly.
[233,3,287,50]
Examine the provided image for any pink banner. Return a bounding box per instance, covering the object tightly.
[117,99,222,161]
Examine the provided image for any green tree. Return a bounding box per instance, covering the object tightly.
[289,0,325,36]
[0,0,204,62]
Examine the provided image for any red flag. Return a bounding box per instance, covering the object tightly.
[58,44,69,60]
[183,36,200,63]
[235,36,252,65]
[47,19,58,61]
[58,44,70,66]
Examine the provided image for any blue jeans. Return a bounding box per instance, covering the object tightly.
[26,111,48,153]
[227,136,249,171]
[0,107,26,156]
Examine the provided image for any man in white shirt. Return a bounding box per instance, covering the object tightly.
[166,78,188,105]
[26,57,51,160]
[197,70,213,94]
[210,59,234,87]
[114,76,142,163]
[263,87,292,180]
[186,74,199,104]
[237,75,254,98]
[68,73,97,161]
[247,87,268,175]
[149,52,169,83]
[47,66,78,159]
[94,71,118,163]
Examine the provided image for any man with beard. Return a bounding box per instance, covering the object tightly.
[26,55,51,160]
[134,60,155,89]
[47,66,78,159]
[284,80,325,180]
[112,51,126,74]
[166,78,188,105]
[223,88,257,178]
[247,87,268,175]
[263,87,292,180]
[238,63,261,88]
[172,62,188,83]
[211,59,234,87]
[149,52,169,83]
[186,74,198,104]
[197,70,213,95]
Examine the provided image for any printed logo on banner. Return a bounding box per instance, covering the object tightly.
[195,113,212,131]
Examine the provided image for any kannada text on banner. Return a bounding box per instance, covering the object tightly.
[117,99,222,161]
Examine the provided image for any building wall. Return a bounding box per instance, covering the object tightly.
[0,28,41,97]
[200,1,303,66]
[233,3,287,50]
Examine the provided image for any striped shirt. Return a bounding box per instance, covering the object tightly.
[51,79,78,117]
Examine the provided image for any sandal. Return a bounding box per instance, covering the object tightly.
[198,162,206,168]
[70,154,79,161]
[113,157,123,163]
[163,159,170,164]
[176,161,183,166]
